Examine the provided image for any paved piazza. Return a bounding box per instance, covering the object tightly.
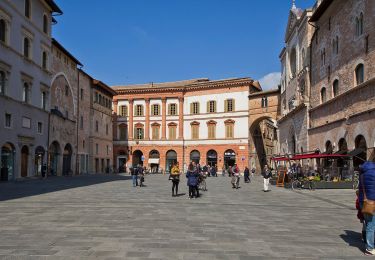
[0,175,367,259]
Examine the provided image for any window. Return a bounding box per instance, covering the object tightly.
[0,71,5,95]
[225,99,235,112]
[355,64,364,85]
[98,94,102,104]
[207,121,216,139]
[65,85,69,96]
[207,100,216,113]
[168,123,177,140]
[106,124,108,135]
[5,113,11,128]
[83,140,85,149]
[41,91,47,110]
[0,19,6,43]
[152,124,160,140]
[190,102,200,114]
[25,0,31,18]
[119,124,127,140]
[332,36,339,55]
[106,145,109,156]
[321,48,326,66]
[225,120,234,138]
[168,103,177,115]
[96,144,98,155]
[42,51,47,70]
[80,89,83,100]
[135,105,144,116]
[320,87,327,103]
[191,122,199,139]
[22,117,31,128]
[43,14,48,34]
[23,82,30,103]
[120,105,128,116]
[151,104,160,116]
[94,92,98,103]
[135,127,144,140]
[356,13,364,36]
[290,48,297,76]
[80,115,83,129]
[95,121,99,132]
[332,80,339,97]
[261,97,268,108]
[23,38,30,58]
[37,122,42,134]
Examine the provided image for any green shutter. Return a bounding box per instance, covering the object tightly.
[232,99,236,112]
[214,101,217,113]
[197,102,200,114]
[224,100,228,112]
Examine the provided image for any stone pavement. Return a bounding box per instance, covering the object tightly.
[0,174,367,259]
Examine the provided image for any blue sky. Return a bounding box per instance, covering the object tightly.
[53,0,315,89]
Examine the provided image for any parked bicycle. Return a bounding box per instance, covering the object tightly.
[292,177,316,191]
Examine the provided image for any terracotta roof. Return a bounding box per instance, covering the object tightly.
[112,78,209,90]
[93,79,117,96]
[248,88,280,98]
[44,0,62,14]
[310,0,334,22]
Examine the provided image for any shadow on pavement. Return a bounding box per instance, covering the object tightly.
[340,230,365,252]
[0,174,131,202]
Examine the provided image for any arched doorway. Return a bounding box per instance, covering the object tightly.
[324,141,333,167]
[190,150,200,164]
[117,150,127,173]
[132,150,143,167]
[62,144,72,176]
[166,150,177,173]
[354,135,367,169]
[1,143,15,181]
[34,146,45,176]
[337,138,349,180]
[49,141,60,176]
[21,145,29,177]
[224,149,236,168]
[207,150,217,167]
[149,150,160,173]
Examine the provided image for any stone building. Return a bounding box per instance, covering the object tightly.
[309,0,375,168]
[0,0,62,180]
[49,39,81,176]
[113,78,260,173]
[278,2,314,157]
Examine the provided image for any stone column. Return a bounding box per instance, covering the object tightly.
[128,99,134,140]
[145,98,150,140]
[162,97,167,140]
[178,97,184,140]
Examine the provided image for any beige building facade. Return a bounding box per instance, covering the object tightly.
[308,0,375,168]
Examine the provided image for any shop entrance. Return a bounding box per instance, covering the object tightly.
[224,149,236,168]
[207,150,217,166]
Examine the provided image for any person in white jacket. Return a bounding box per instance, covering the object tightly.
[262,165,271,192]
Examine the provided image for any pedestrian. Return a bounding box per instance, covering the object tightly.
[231,164,240,189]
[358,159,375,255]
[262,165,271,192]
[222,166,226,176]
[131,166,138,187]
[139,167,145,187]
[170,163,180,197]
[228,166,233,177]
[186,163,199,199]
[356,189,366,242]
[251,167,256,177]
[210,165,217,177]
[244,166,250,183]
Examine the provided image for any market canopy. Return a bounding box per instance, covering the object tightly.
[272,153,351,161]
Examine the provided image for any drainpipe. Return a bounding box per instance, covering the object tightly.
[76,65,83,175]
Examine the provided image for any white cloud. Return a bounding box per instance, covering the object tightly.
[258,72,281,91]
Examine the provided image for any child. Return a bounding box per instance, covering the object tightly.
[356,190,366,242]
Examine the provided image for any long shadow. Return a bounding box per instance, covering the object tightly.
[340,230,365,252]
[0,174,132,202]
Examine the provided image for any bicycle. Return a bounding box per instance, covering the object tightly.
[198,173,207,191]
[292,177,316,191]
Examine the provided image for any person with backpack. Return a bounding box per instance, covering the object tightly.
[262,165,272,192]
[131,166,138,187]
[186,162,199,199]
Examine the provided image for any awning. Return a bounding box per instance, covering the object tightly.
[272,153,350,161]
[348,148,365,157]
[148,158,159,164]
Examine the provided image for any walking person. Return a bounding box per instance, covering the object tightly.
[358,159,375,255]
[139,166,145,187]
[222,166,226,177]
[262,165,271,192]
[210,165,217,177]
[251,167,256,177]
[231,164,240,189]
[170,163,180,197]
[186,163,199,199]
[244,166,250,183]
[131,166,138,187]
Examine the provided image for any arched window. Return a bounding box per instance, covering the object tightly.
[224,119,235,139]
[320,87,327,103]
[0,71,5,95]
[0,19,6,43]
[290,48,297,76]
[332,36,339,55]
[261,97,268,108]
[42,51,47,69]
[359,13,364,36]
[43,14,48,34]
[23,38,30,58]
[25,0,31,18]
[207,120,216,139]
[355,64,364,85]
[332,79,339,97]
[23,82,30,103]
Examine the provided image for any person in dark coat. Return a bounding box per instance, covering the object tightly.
[359,160,375,255]
[244,167,250,183]
[186,163,199,199]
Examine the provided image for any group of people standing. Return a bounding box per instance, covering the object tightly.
[130,164,145,187]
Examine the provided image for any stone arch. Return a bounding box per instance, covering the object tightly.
[51,72,76,115]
